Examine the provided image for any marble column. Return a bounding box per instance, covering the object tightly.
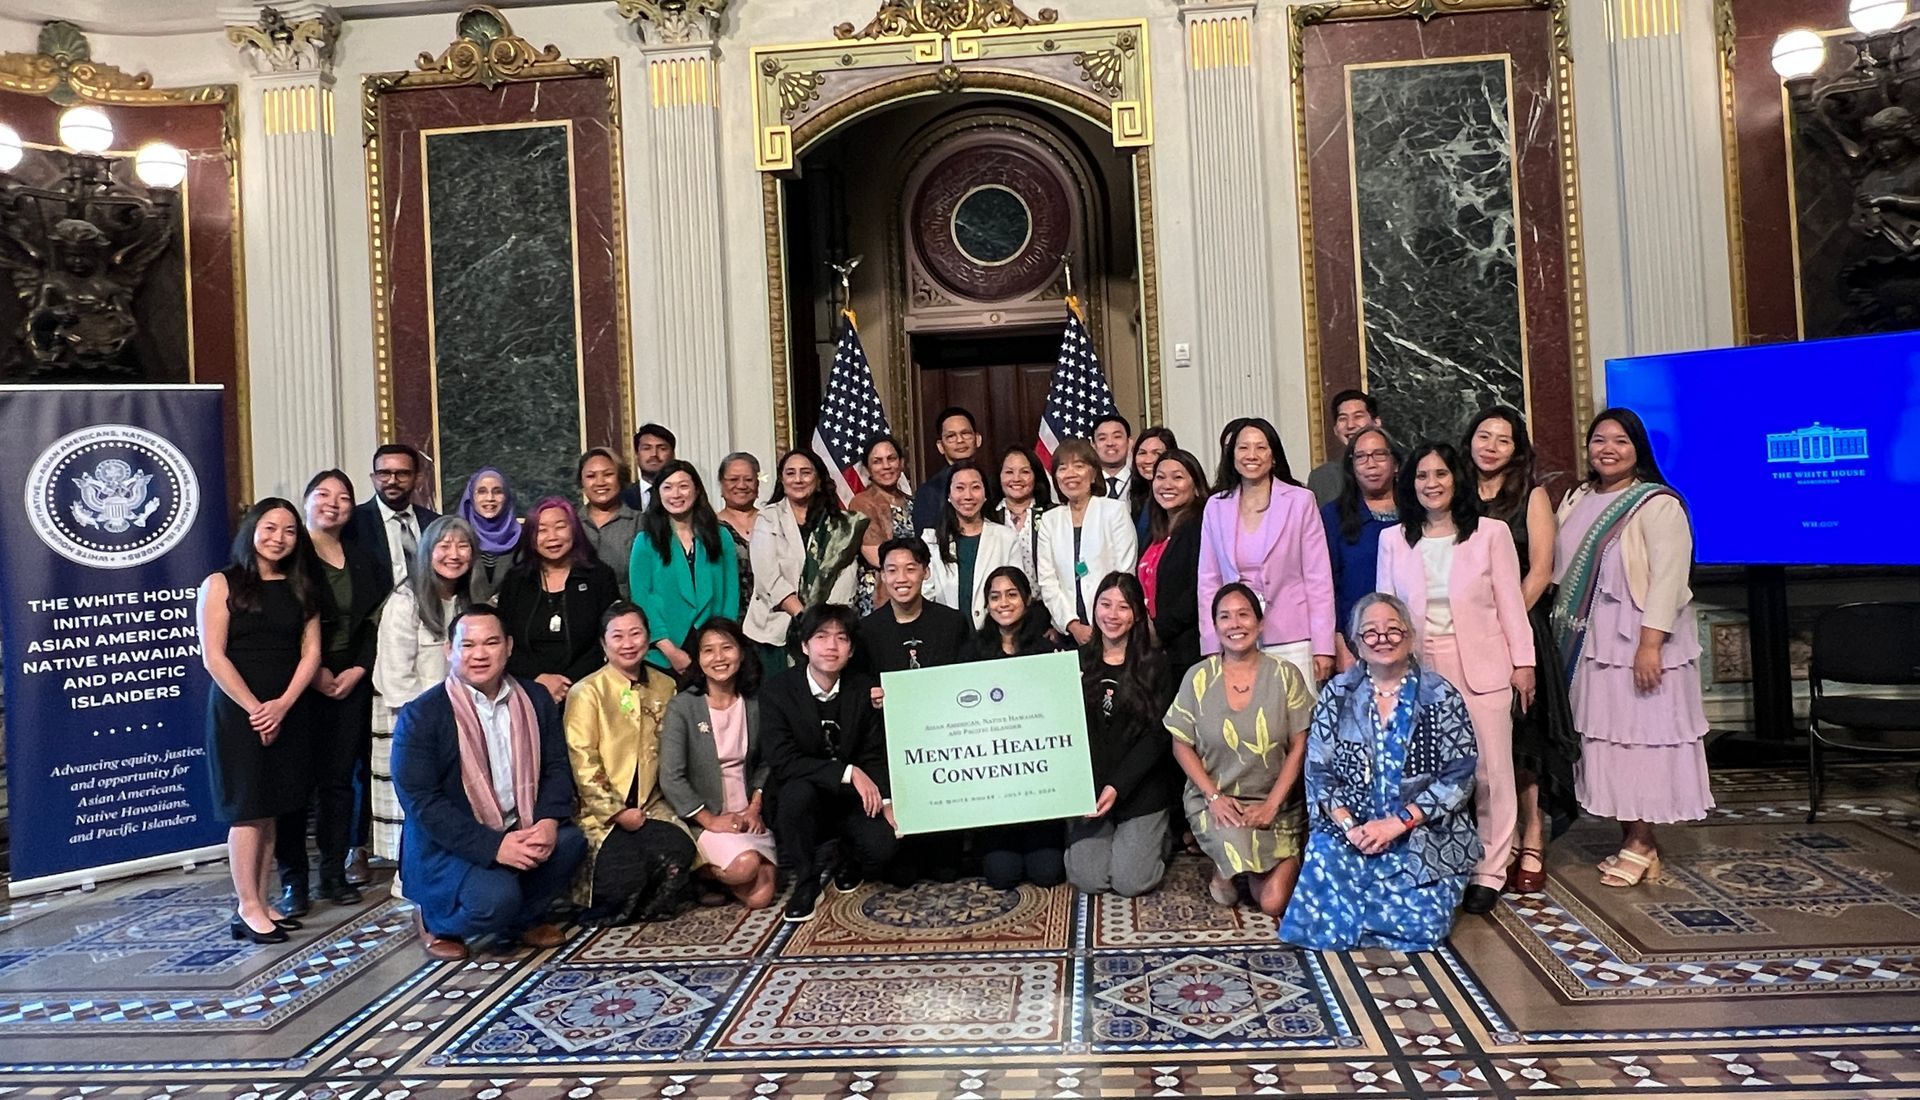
[1179,1,1281,430]
[225,2,345,498]
[624,2,733,473]
[1571,0,1733,366]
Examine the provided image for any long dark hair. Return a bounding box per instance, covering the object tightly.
[679,616,763,697]
[1079,571,1167,727]
[993,444,1055,512]
[1212,416,1298,495]
[933,459,990,564]
[1146,448,1208,542]
[970,565,1055,657]
[224,497,318,615]
[1395,442,1481,545]
[1334,426,1398,543]
[1583,406,1671,488]
[512,496,597,572]
[1462,405,1535,522]
[641,459,724,563]
[767,448,843,517]
[1129,427,1178,517]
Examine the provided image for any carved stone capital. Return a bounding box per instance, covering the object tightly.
[617,0,729,45]
[226,4,342,74]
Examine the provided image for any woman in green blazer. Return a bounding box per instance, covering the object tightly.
[630,461,742,673]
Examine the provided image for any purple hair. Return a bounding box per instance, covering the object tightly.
[516,495,597,571]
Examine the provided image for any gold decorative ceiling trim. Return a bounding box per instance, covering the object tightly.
[835,0,1059,40]
[360,5,614,144]
[0,20,232,108]
[750,14,1152,172]
[1286,0,1585,460]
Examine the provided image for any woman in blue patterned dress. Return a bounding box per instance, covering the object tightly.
[1280,592,1480,951]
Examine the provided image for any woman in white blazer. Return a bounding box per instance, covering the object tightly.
[743,449,864,672]
[921,459,1020,628]
[1037,439,1139,645]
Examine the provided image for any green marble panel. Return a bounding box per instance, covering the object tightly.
[425,123,581,506]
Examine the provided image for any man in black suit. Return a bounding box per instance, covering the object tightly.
[761,603,898,922]
[347,443,441,591]
[343,442,439,884]
[909,407,981,533]
[617,423,676,512]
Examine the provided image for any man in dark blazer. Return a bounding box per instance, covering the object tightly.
[347,443,441,591]
[760,602,898,922]
[392,605,585,960]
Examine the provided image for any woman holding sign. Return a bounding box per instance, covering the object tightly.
[1165,584,1313,918]
[199,498,323,945]
[1065,572,1174,898]
[966,566,1067,890]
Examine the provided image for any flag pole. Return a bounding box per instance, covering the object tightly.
[829,255,862,329]
[1061,253,1083,321]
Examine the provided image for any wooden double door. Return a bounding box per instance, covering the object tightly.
[911,332,1057,480]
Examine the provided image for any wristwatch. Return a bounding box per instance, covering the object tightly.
[1395,805,1418,829]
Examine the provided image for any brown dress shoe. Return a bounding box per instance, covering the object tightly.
[344,847,372,887]
[519,922,568,949]
[414,910,468,961]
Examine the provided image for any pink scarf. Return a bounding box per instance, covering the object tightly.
[443,675,541,831]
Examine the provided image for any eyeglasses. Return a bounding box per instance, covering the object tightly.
[1358,626,1408,646]
[371,469,413,481]
[1352,450,1393,465]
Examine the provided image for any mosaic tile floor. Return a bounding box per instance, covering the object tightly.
[3,764,1919,1097]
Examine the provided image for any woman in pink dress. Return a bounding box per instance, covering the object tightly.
[1551,408,1711,888]
[659,618,778,909]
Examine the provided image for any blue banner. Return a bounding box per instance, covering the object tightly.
[0,385,231,891]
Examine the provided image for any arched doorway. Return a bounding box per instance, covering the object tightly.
[774,96,1151,471]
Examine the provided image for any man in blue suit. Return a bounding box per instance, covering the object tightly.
[392,605,585,960]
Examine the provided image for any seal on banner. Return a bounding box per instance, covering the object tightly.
[25,423,200,569]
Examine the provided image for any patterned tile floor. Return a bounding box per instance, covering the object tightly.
[3,764,1919,1098]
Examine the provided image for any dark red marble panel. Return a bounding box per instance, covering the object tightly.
[371,73,626,502]
[1297,8,1578,477]
[0,90,246,501]
[1728,0,1849,344]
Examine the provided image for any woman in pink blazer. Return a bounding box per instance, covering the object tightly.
[1197,418,1336,691]
[1376,442,1536,914]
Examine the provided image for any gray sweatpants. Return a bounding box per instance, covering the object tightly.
[1065,809,1169,897]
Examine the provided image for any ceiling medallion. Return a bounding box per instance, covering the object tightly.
[415,5,563,90]
[835,0,1059,41]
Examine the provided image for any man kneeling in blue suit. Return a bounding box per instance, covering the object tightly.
[393,604,586,960]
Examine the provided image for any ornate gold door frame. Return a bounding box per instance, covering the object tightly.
[753,0,1161,450]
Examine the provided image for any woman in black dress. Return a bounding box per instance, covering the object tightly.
[964,566,1067,890]
[1463,406,1580,893]
[198,498,322,944]
[494,496,620,706]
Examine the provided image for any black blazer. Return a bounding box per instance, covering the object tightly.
[311,537,390,673]
[759,666,890,796]
[1151,519,1203,675]
[346,498,440,594]
[494,560,620,683]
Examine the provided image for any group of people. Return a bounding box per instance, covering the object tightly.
[197,396,1711,957]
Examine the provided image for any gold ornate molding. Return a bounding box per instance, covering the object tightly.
[750,14,1151,171]
[618,0,729,45]
[227,7,342,75]
[0,20,180,105]
[835,0,1058,40]
[360,6,614,143]
[1713,0,1748,344]
[1287,0,1586,460]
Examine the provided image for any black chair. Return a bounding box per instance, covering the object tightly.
[1806,601,1920,821]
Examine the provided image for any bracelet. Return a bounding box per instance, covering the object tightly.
[1207,791,1223,803]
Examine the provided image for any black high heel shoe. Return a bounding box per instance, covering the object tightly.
[230,913,290,945]
[272,915,304,931]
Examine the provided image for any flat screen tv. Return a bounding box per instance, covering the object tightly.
[1605,331,1920,567]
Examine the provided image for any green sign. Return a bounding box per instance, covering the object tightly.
[881,650,1094,836]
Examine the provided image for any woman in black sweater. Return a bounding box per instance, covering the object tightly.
[1064,572,1175,897]
[965,566,1067,889]
[494,496,620,705]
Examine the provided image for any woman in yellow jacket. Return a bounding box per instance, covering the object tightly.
[564,602,693,924]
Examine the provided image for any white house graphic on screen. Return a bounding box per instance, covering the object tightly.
[1765,423,1869,465]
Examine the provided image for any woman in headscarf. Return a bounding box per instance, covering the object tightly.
[459,466,521,603]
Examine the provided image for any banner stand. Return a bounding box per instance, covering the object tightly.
[0,385,233,898]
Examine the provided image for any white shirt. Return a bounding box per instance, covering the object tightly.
[1103,468,1133,503]
[1419,536,1456,636]
[381,502,417,587]
[465,680,520,829]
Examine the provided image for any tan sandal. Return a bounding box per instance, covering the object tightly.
[1599,848,1660,888]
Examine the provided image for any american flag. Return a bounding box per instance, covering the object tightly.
[811,309,894,503]
[1036,297,1119,470]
